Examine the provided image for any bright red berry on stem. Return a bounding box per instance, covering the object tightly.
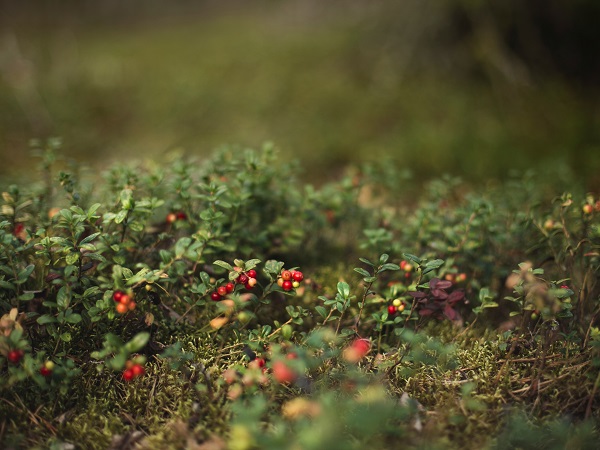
[246,269,257,279]
[292,271,304,282]
[225,282,235,293]
[211,292,222,302]
[113,290,124,302]
[282,280,293,291]
[131,364,145,377]
[237,274,249,285]
[176,211,187,220]
[388,305,397,315]
[123,369,135,382]
[40,366,52,377]
[217,286,228,297]
[7,349,24,364]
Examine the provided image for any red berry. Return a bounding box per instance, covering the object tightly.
[127,301,136,311]
[7,349,24,364]
[131,364,145,377]
[225,282,235,293]
[211,292,222,302]
[40,366,52,377]
[272,360,297,384]
[217,286,228,297]
[176,211,187,220]
[292,271,304,282]
[116,303,128,314]
[249,357,266,371]
[119,294,131,305]
[388,305,397,315]
[561,285,570,290]
[281,270,292,281]
[400,260,407,270]
[352,339,371,357]
[123,369,134,382]
[113,290,124,302]
[246,269,257,279]
[237,274,249,285]
[282,280,293,291]
[166,213,177,224]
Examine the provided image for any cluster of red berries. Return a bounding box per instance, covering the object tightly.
[7,348,24,364]
[211,269,259,301]
[122,360,145,382]
[444,272,467,283]
[387,298,406,315]
[40,360,54,377]
[113,290,136,314]
[166,211,187,224]
[399,260,413,279]
[277,269,304,292]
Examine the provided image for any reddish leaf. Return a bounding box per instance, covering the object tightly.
[409,291,427,299]
[443,304,458,321]
[419,308,434,316]
[447,290,465,305]
[431,289,448,300]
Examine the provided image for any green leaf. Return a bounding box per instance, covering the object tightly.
[125,332,150,353]
[379,254,389,264]
[57,286,70,309]
[66,313,82,324]
[37,314,57,325]
[17,264,35,282]
[337,281,350,298]
[379,263,400,272]
[114,209,128,224]
[403,253,422,264]
[354,267,370,277]
[213,260,233,271]
[80,232,101,245]
[174,237,192,258]
[315,306,327,319]
[245,259,261,270]
[358,257,374,267]
[0,279,15,290]
[425,259,445,269]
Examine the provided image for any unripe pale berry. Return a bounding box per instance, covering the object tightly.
[292,281,300,288]
[583,204,593,214]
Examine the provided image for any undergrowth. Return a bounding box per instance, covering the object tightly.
[1,142,599,449]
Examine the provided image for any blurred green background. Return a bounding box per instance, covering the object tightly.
[1,0,599,186]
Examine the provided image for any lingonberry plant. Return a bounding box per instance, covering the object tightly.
[0,142,599,449]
